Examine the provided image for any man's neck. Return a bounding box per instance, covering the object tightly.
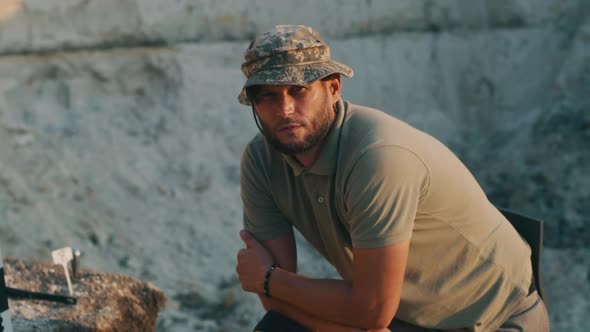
[293,115,337,168]
[291,101,339,168]
[293,143,324,168]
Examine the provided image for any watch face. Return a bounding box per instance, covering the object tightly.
[0,250,14,332]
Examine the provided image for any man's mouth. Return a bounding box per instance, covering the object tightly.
[278,123,302,132]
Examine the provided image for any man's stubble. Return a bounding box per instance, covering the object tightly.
[259,94,336,156]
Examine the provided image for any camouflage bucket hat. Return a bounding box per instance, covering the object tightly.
[238,25,353,105]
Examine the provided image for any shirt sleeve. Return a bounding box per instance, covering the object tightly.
[343,145,430,248]
[240,145,292,240]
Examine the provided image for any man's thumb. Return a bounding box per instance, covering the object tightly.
[240,230,257,248]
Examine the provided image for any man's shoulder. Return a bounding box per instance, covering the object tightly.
[244,132,266,151]
[341,100,430,151]
[336,100,449,182]
[241,133,284,173]
[342,101,418,138]
[241,133,268,165]
[344,100,395,120]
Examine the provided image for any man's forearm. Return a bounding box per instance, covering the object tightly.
[266,268,396,330]
[267,269,367,327]
[237,232,405,330]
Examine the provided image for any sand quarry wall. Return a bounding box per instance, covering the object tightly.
[0,1,589,331]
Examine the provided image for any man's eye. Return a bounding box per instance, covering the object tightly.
[257,94,273,101]
[291,86,306,94]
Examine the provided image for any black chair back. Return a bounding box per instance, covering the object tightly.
[498,208,545,300]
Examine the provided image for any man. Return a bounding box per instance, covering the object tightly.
[235,25,549,331]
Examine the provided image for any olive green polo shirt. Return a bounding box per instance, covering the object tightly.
[240,99,532,331]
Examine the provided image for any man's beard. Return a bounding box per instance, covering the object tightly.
[260,104,335,155]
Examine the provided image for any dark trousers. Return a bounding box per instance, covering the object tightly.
[253,291,549,331]
[253,311,307,332]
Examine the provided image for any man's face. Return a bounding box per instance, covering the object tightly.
[251,78,340,155]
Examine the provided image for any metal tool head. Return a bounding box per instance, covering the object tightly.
[51,247,74,296]
[52,247,73,266]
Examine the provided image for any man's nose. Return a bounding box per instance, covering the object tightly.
[276,95,295,117]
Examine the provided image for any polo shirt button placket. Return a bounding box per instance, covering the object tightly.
[317,196,325,204]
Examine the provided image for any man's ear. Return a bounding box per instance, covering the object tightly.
[327,75,342,100]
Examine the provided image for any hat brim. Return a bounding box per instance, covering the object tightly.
[238,60,353,105]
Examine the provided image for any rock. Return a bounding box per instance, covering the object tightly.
[0,0,585,54]
[543,248,590,332]
[2,257,166,332]
[463,13,590,249]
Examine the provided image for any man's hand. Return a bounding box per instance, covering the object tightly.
[236,230,275,293]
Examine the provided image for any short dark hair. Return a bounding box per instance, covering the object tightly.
[245,85,261,104]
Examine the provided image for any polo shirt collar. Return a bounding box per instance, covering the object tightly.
[284,99,345,176]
